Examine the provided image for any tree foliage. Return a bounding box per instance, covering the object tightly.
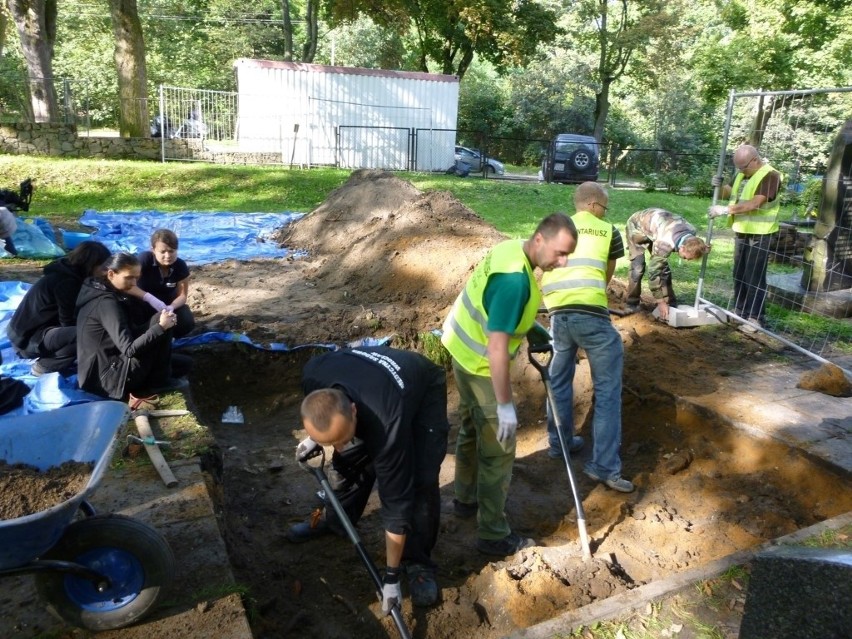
[326,0,562,78]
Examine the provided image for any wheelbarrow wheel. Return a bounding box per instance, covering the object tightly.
[35,514,174,631]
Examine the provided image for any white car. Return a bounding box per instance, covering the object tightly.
[454,145,505,175]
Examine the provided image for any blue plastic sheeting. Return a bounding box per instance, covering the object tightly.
[78,210,305,265]
[0,280,390,415]
[0,217,65,259]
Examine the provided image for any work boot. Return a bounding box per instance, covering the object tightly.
[583,468,635,493]
[452,499,478,519]
[476,532,535,557]
[406,564,439,607]
[548,436,584,458]
[623,303,640,315]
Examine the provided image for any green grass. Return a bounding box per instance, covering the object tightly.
[3,156,848,350]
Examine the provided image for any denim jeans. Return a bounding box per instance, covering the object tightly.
[547,311,624,480]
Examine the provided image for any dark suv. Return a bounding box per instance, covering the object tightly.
[541,134,600,184]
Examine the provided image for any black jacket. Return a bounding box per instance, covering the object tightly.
[7,258,84,354]
[75,277,167,399]
[302,347,442,534]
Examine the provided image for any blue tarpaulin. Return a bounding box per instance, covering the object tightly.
[78,210,305,265]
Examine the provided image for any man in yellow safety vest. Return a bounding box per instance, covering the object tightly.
[709,144,782,333]
[541,182,635,494]
[441,212,577,557]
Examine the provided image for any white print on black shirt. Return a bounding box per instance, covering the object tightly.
[349,349,405,390]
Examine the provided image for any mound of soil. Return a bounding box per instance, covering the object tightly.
[0,461,93,520]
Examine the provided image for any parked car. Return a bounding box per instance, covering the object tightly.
[454,145,505,175]
[541,134,600,184]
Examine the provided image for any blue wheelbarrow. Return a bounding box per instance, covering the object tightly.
[0,401,175,631]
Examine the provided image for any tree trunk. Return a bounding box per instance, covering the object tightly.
[281,0,293,61]
[108,0,149,137]
[1,4,8,57]
[6,0,59,122]
[301,0,318,62]
[593,79,611,143]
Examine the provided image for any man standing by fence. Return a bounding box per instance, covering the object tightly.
[709,144,782,333]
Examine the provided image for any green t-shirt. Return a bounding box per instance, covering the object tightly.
[483,272,530,334]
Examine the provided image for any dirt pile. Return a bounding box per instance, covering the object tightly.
[0,461,93,520]
[796,362,852,397]
[275,169,505,336]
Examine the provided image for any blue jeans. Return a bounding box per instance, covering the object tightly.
[547,311,624,480]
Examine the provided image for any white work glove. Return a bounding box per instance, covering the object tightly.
[142,292,168,312]
[381,568,402,615]
[295,436,318,462]
[710,175,723,188]
[496,402,518,443]
[708,205,730,219]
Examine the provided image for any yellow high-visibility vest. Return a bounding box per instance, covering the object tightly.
[441,240,539,376]
[541,211,610,310]
[728,163,782,234]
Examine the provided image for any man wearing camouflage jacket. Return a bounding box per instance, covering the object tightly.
[625,208,709,320]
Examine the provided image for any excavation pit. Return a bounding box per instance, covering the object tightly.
[188,343,852,639]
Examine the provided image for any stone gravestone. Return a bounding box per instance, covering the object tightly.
[801,119,852,292]
[739,545,852,639]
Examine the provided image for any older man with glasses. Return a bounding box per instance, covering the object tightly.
[540,182,635,493]
[709,144,782,333]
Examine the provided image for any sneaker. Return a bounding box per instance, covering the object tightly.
[30,361,48,377]
[548,436,585,458]
[285,518,332,543]
[453,499,478,519]
[583,468,635,493]
[128,393,160,411]
[406,564,439,607]
[476,532,536,557]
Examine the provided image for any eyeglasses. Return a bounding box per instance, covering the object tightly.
[596,202,609,212]
[736,157,757,171]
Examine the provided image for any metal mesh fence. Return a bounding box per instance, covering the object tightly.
[700,87,852,371]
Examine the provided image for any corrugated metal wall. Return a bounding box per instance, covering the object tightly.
[233,60,459,170]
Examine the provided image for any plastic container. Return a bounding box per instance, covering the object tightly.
[61,230,93,250]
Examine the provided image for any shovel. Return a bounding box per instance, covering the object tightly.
[297,441,412,639]
[528,344,593,561]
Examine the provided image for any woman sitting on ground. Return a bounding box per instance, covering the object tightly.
[129,228,195,339]
[7,240,112,376]
[76,252,187,404]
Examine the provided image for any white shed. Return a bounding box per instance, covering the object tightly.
[233,59,459,171]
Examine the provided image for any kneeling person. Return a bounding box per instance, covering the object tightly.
[289,346,450,611]
[625,208,709,320]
